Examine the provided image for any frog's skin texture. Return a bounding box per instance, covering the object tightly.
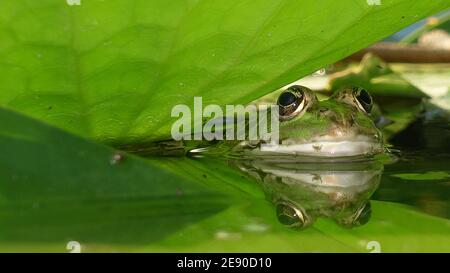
[236,85,385,158]
[231,159,382,229]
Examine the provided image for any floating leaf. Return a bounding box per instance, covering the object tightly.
[0,107,231,249]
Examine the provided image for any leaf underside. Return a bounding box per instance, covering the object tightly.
[0,0,448,144]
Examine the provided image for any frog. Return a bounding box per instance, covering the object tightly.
[233,85,385,158]
[125,85,386,160]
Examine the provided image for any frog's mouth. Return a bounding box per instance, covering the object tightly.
[259,135,383,157]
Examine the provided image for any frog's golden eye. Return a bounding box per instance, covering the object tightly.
[352,87,373,114]
[275,201,312,229]
[277,85,307,120]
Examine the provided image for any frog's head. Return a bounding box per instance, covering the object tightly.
[269,85,384,158]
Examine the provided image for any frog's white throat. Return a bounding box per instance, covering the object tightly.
[258,135,382,157]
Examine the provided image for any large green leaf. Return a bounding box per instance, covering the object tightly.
[0,0,447,144]
[0,107,233,249]
[126,200,450,253]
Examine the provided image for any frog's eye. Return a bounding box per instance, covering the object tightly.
[275,201,312,229]
[353,87,373,114]
[277,85,307,119]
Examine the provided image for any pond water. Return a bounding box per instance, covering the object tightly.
[374,116,450,220]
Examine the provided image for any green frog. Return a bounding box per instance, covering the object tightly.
[187,85,385,159]
[240,85,384,158]
[128,85,386,160]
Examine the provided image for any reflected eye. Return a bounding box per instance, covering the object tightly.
[277,85,307,119]
[352,202,372,227]
[353,87,373,114]
[275,202,311,229]
[335,202,372,228]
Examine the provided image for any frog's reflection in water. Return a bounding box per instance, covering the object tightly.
[232,159,383,229]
